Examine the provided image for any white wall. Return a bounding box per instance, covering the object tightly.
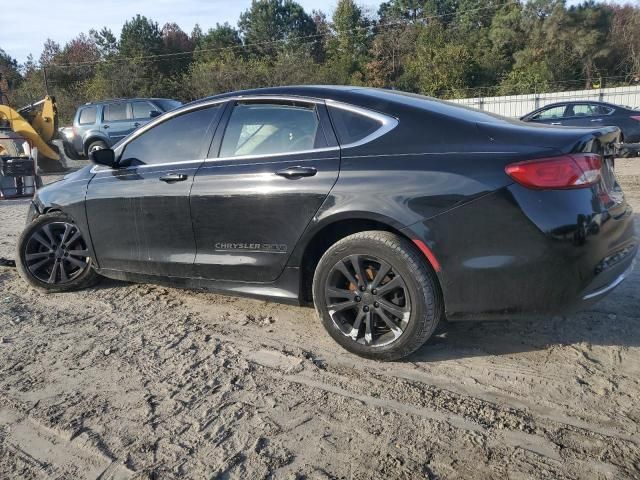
[450,85,640,118]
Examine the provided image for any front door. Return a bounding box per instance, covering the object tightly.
[190,99,340,282]
[86,104,223,277]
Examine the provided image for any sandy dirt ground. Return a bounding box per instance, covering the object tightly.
[0,161,639,479]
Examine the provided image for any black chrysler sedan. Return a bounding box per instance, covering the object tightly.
[521,100,640,143]
[16,86,637,360]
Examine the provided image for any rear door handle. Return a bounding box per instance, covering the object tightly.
[550,122,562,125]
[133,122,140,127]
[590,118,603,122]
[159,173,187,183]
[275,166,317,179]
[103,124,110,129]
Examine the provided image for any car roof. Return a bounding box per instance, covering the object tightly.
[537,100,622,110]
[188,85,512,125]
[82,98,177,106]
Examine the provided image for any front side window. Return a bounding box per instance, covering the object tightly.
[132,101,160,119]
[78,106,97,125]
[103,103,129,122]
[120,106,219,165]
[533,105,567,120]
[219,103,323,157]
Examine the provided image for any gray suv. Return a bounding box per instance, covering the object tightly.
[66,98,182,157]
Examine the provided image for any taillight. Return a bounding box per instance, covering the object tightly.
[505,154,602,190]
[630,115,640,122]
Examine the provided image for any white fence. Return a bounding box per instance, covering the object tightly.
[450,85,640,118]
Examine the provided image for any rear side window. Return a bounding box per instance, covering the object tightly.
[78,107,97,125]
[120,106,220,165]
[132,101,160,119]
[103,103,129,122]
[328,106,383,145]
[219,103,324,157]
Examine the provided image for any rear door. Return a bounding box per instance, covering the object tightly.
[102,102,134,144]
[190,98,340,282]
[86,104,223,277]
[561,103,613,128]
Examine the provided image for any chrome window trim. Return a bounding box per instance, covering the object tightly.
[114,95,324,156]
[104,94,398,169]
[325,99,399,149]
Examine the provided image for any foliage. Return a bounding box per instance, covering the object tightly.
[1,0,640,123]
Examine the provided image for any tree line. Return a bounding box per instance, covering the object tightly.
[1,0,639,123]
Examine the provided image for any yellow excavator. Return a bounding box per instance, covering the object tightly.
[0,94,63,168]
[0,77,77,197]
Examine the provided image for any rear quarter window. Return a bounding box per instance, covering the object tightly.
[328,106,384,146]
[78,107,97,125]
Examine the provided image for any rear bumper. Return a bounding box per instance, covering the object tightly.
[404,184,637,321]
[580,253,635,305]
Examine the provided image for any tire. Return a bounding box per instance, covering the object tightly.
[312,231,442,361]
[86,140,108,156]
[16,211,100,293]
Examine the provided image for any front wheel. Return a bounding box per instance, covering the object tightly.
[312,231,442,361]
[87,140,108,156]
[16,212,100,292]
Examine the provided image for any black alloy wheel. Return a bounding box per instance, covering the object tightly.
[313,231,442,361]
[24,221,90,284]
[325,254,411,347]
[16,212,100,292]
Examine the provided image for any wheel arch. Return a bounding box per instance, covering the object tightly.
[293,212,442,305]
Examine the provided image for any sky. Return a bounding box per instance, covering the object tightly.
[0,0,382,64]
[0,0,625,64]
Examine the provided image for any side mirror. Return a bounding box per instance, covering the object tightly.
[149,110,161,118]
[89,148,116,168]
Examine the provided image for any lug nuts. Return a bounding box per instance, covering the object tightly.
[363,306,370,312]
[371,289,377,295]
[359,285,366,292]
[354,296,361,302]
[374,301,380,308]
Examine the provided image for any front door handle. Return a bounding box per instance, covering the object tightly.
[103,124,110,129]
[159,173,187,183]
[275,166,317,179]
[133,122,141,127]
[590,118,603,122]
[550,122,562,125]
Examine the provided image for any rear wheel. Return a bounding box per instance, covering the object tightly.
[16,212,100,292]
[312,231,442,361]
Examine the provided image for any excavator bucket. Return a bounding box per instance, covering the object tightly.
[0,104,60,161]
